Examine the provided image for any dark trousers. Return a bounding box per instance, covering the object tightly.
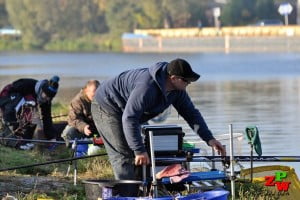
[91,100,139,196]
[1,93,22,124]
[61,125,85,140]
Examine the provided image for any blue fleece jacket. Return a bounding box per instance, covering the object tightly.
[94,62,214,154]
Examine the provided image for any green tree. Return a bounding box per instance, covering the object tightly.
[221,0,256,26]
[105,0,139,34]
[0,0,9,27]
[186,0,209,27]
[135,0,163,29]
[254,0,280,22]
[6,0,107,49]
[161,0,190,28]
[105,0,164,33]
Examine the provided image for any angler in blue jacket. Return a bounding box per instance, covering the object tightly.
[91,58,225,195]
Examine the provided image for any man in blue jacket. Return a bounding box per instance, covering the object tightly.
[91,58,225,195]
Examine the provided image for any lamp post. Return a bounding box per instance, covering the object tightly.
[213,7,221,28]
[278,3,293,25]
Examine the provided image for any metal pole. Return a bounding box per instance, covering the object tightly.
[74,160,77,186]
[285,14,289,26]
[73,139,78,186]
[222,145,227,172]
[149,131,158,198]
[155,156,300,163]
[143,165,147,196]
[229,124,235,200]
[250,144,253,182]
[67,139,77,177]
[66,164,71,177]
[211,147,216,170]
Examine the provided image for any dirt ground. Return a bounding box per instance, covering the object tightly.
[0,175,74,198]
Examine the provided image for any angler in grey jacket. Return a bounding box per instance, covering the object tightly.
[91,59,225,195]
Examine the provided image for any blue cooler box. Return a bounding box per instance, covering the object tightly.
[108,197,173,200]
[76,144,88,157]
[178,189,229,200]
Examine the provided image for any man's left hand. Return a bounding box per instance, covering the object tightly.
[208,139,226,156]
[84,125,92,136]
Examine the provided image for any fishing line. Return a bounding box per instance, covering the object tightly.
[0,152,107,172]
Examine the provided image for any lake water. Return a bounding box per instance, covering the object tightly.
[0,52,299,175]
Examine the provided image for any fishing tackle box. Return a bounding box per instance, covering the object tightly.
[142,124,185,157]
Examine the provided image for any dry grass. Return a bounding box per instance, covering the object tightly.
[0,143,112,199]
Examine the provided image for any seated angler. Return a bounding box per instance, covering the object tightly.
[61,80,100,143]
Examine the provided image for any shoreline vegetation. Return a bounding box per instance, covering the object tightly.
[1,0,298,53]
[2,25,300,53]
[0,103,287,199]
[0,34,122,52]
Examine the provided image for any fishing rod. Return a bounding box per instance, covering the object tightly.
[52,114,68,119]
[0,137,95,145]
[0,152,107,172]
[155,156,300,163]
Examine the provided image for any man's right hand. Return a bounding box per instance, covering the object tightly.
[135,152,150,166]
[208,139,226,156]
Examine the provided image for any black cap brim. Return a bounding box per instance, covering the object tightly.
[186,72,200,82]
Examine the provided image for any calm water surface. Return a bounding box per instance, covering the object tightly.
[0,52,299,174]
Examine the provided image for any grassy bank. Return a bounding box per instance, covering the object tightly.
[0,38,23,51]
[0,102,113,199]
[0,145,280,200]
[0,144,113,199]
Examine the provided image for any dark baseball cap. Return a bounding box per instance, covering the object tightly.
[167,58,200,82]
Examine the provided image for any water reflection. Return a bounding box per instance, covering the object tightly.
[159,79,300,173]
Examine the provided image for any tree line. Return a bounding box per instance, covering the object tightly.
[0,0,295,51]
